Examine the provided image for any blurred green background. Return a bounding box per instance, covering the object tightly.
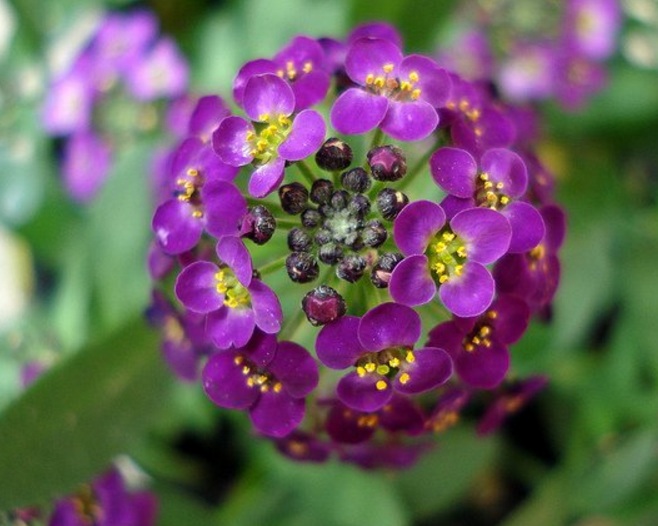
[1,0,658,524]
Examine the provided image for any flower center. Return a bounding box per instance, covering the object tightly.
[355,347,416,390]
[276,60,313,81]
[176,167,204,217]
[462,309,498,352]
[364,64,421,101]
[234,354,283,393]
[246,113,292,165]
[427,229,468,284]
[72,485,102,525]
[215,269,251,309]
[475,172,510,209]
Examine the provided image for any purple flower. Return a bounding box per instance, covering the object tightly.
[339,441,430,470]
[152,137,243,254]
[234,36,331,111]
[347,22,403,48]
[202,331,319,437]
[62,131,112,203]
[477,375,548,435]
[41,62,94,135]
[425,389,470,433]
[275,430,331,463]
[430,146,545,253]
[325,395,425,444]
[49,468,157,526]
[187,95,231,142]
[213,74,326,197]
[563,0,621,61]
[316,302,452,412]
[390,200,511,317]
[330,38,450,141]
[427,294,530,389]
[435,30,494,81]
[174,237,282,349]
[498,43,557,102]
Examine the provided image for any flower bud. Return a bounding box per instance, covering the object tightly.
[367,145,407,181]
[301,285,346,326]
[241,205,275,245]
[279,182,309,215]
[370,252,403,288]
[348,194,371,219]
[330,190,350,211]
[376,188,409,220]
[301,208,322,229]
[286,252,320,283]
[315,138,353,171]
[310,179,334,204]
[314,228,332,245]
[318,243,344,265]
[288,227,313,252]
[341,167,371,193]
[362,219,387,248]
[336,254,366,283]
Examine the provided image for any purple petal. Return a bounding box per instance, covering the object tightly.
[197,146,240,182]
[380,100,438,142]
[188,95,231,140]
[393,200,446,255]
[337,371,393,412]
[202,350,259,409]
[450,208,511,264]
[233,59,278,106]
[269,341,318,398]
[378,395,425,434]
[291,69,331,110]
[330,88,388,136]
[249,279,283,334]
[358,302,421,351]
[216,236,252,286]
[455,340,509,389]
[326,401,377,444]
[152,199,203,255]
[426,321,464,357]
[430,147,478,198]
[440,195,474,220]
[439,261,495,317]
[242,330,278,368]
[243,74,294,121]
[171,137,204,177]
[62,131,111,203]
[394,346,453,394]
[203,181,248,239]
[249,390,305,437]
[248,157,286,198]
[212,116,253,166]
[541,204,567,251]
[207,306,256,349]
[389,255,437,306]
[278,109,326,161]
[345,38,402,84]
[399,55,451,106]
[490,295,530,344]
[316,316,364,369]
[174,261,222,313]
[502,201,546,253]
[348,23,403,48]
[481,148,528,198]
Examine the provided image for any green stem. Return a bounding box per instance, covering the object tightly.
[369,128,384,150]
[275,217,299,229]
[423,298,449,324]
[258,255,288,276]
[296,160,317,186]
[398,132,448,192]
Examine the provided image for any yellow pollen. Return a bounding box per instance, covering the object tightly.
[276,69,284,78]
[454,264,464,276]
[496,182,504,189]
[246,130,256,141]
[458,99,470,111]
[234,356,244,365]
[273,382,282,393]
[258,113,270,122]
[442,232,455,242]
[480,173,489,181]
[500,196,510,205]
[487,310,498,319]
[474,126,483,137]
[260,384,270,392]
[374,76,385,88]
[256,139,268,152]
[375,380,388,391]
[472,336,481,345]
[439,275,450,284]
[278,114,290,126]
[483,181,494,189]
[464,343,475,352]
[408,71,419,82]
[365,73,375,85]
[187,168,199,177]
[399,372,411,385]
[288,441,308,456]
[388,357,400,368]
[382,63,394,73]
[405,351,415,363]
[530,245,546,260]
[376,364,390,375]
[480,326,491,337]
[247,378,254,386]
[432,262,446,274]
[456,246,468,258]
[356,366,366,377]
[364,362,376,373]
[400,81,412,91]
[434,241,447,252]
[411,88,421,100]
[192,210,203,218]
[302,61,313,73]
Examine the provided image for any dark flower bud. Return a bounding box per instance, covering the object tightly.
[310,179,334,204]
[362,219,388,248]
[343,232,364,251]
[376,188,409,220]
[341,167,371,193]
[367,145,407,181]
[370,252,403,288]
[336,254,366,283]
[348,194,371,219]
[279,182,309,215]
[330,190,350,210]
[302,285,347,326]
[315,138,353,171]
[318,243,344,265]
[314,228,332,245]
[242,205,275,245]
[286,252,319,283]
[288,228,313,252]
[301,208,322,229]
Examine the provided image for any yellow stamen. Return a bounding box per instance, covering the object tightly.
[375,380,388,391]
[383,63,394,73]
[399,372,410,385]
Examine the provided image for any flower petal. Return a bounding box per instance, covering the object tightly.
[212,116,253,166]
[249,279,283,334]
[174,261,221,313]
[248,157,286,198]
[502,201,546,253]
[250,390,305,437]
[278,109,326,161]
[243,74,295,121]
[394,346,453,394]
[451,207,511,264]
[330,88,388,136]
[316,315,364,369]
[152,199,203,255]
[337,371,393,412]
[380,100,438,142]
[202,350,259,409]
[430,147,478,198]
[269,341,318,398]
[393,200,446,256]
[439,261,495,317]
[358,302,421,351]
[481,148,528,198]
[345,38,402,84]
[216,236,252,286]
[207,307,256,349]
[455,340,509,389]
[389,255,437,306]
[232,58,278,106]
[203,181,247,239]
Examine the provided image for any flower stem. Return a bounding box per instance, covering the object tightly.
[296,160,317,186]
[246,196,286,216]
[398,132,448,192]
[275,217,298,229]
[258,255,288,276]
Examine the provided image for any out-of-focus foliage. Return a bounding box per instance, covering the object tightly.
[1,0,658,524]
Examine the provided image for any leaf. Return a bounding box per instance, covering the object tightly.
[0,319,170,510]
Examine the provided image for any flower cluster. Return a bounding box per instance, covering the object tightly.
[42,10,189,202]
[437,0,621,108]
[148,21,568,467]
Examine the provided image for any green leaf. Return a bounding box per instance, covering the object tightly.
[0,319,169,510]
